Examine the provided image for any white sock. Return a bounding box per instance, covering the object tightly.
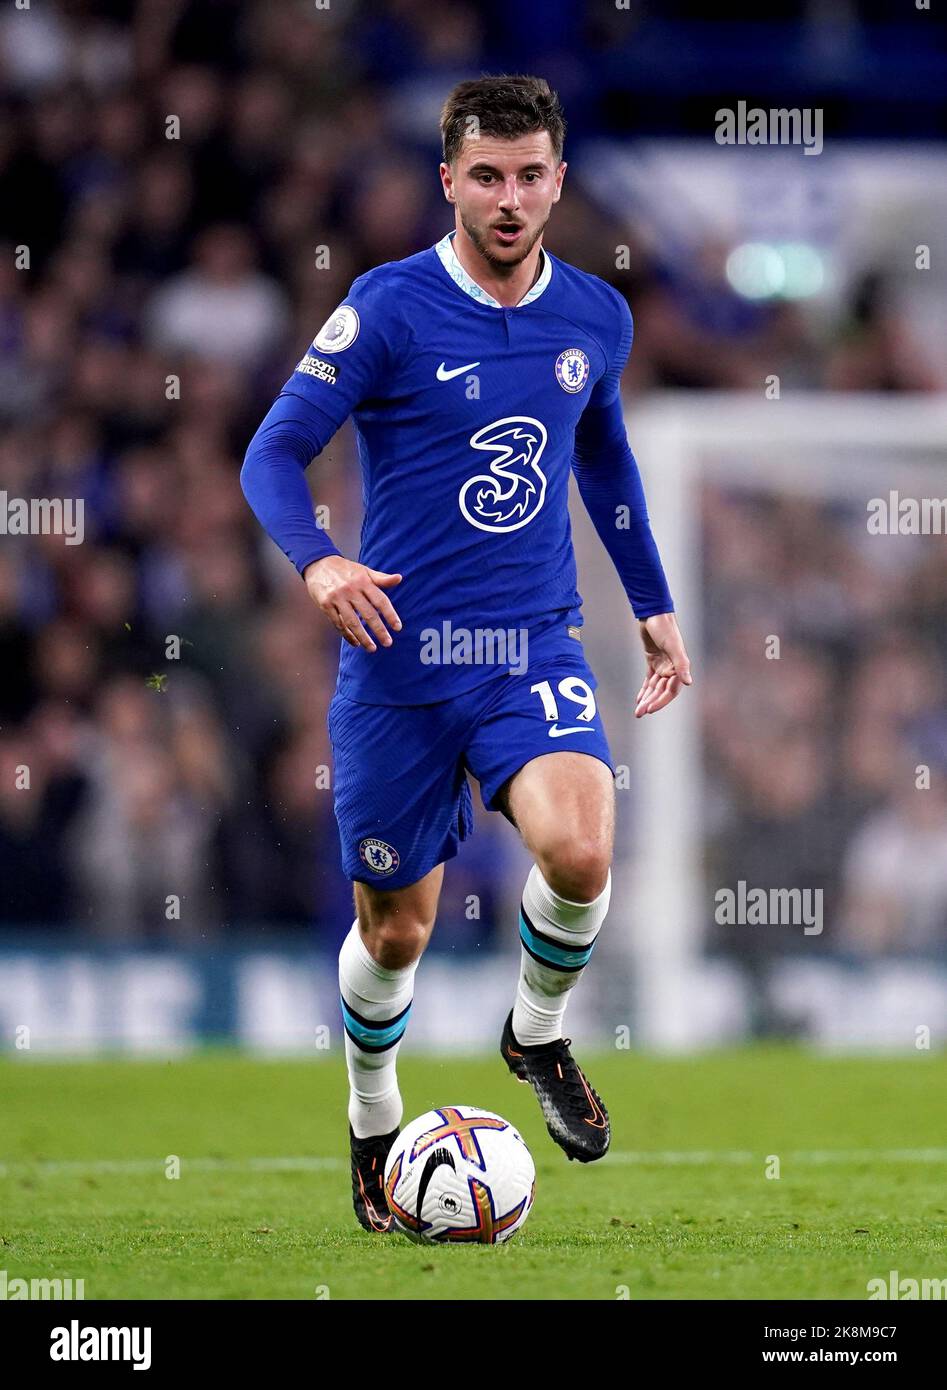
[512,865,611,1045]
[339,921,418,1139]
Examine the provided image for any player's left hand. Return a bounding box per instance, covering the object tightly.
[634,613,693,718]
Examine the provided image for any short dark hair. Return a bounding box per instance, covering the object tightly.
[440,74,566,167]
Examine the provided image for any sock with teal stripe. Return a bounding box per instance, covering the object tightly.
[512,864,612,1046]
[339,920,418,1139]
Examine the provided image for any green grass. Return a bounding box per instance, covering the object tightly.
[1,1048,945,1300]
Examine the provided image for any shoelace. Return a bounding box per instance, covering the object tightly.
[527,1039,600,1105]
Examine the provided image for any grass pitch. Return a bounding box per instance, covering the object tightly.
[2,1047,944,1300]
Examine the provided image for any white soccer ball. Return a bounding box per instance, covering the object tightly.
[383,1105,536,1245]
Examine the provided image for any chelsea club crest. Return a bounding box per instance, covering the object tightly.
[358,837,400,875]
[555,348,590,393]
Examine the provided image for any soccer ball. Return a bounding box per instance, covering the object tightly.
[383,1105,536,1245]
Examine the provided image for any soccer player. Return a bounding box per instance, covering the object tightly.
[241,75,692,1233]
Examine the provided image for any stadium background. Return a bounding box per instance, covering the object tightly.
[1,0,946,1056]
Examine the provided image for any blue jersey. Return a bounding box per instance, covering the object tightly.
[244,231,672,706]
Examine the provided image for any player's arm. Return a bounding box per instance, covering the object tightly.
[240,285,404,652]
[571,294,692,716]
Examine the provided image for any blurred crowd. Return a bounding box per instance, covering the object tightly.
[703,485,947,980]
[0,0,943,944]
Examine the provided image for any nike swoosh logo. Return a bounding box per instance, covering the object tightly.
[577,1071,608,1129]
[436,360,480,381]
[548,724,595,738]
[356,1170,393,1231]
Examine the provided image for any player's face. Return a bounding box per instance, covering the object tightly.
[441,132,566,270]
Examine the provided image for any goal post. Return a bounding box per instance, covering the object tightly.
[623,391,947,1049]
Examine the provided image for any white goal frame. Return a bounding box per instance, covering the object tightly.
[620,392,947,1049]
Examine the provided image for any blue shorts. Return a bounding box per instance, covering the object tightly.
[327,641,613,889]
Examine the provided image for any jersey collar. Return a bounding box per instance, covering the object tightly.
[435,229,552,308]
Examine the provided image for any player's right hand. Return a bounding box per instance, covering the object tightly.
[302,555,403,652]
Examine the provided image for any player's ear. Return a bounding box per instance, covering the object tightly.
[552,161,567,201]
[439,162,455,202]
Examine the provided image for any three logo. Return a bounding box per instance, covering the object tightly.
[459,417,548,533]
[306,304,591,537]
[442,351,588,533]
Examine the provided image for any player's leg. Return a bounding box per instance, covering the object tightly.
[342,867,443,1233]
[494,751,615,1162]
[464,656,616,1161]
[343,866,443,1138]
[501,747,614,1039]
[327,690,473,1229]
